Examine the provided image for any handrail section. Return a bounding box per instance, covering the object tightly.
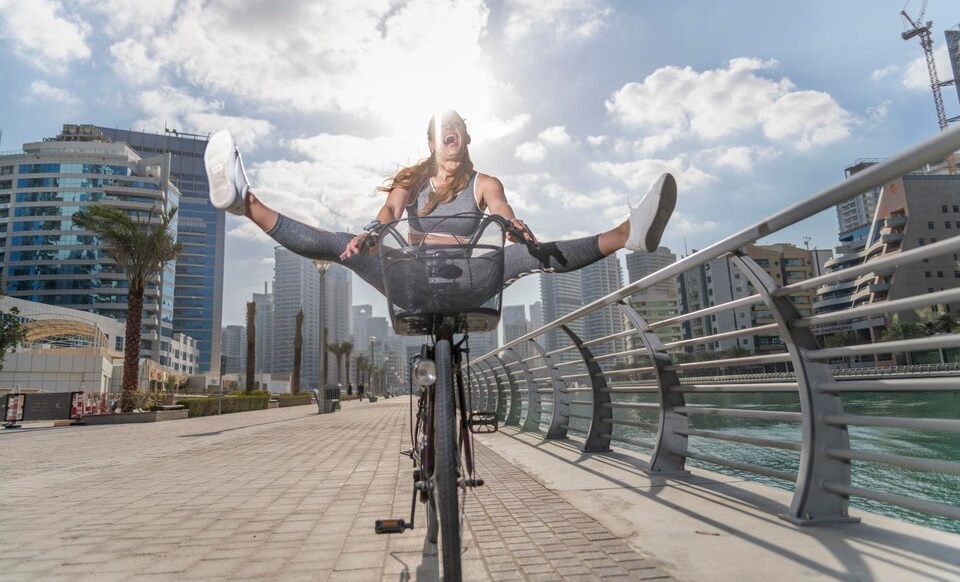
[472,125,960,528]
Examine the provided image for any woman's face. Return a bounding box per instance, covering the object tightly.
[430,113,468,161]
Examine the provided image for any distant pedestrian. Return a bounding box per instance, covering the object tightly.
[347,382,354,396]
[357,383,365,400]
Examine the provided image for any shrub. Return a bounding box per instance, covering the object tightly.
[276,394,312,407]
[180,392,270,418]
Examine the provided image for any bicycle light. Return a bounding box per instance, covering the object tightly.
[413,359,437,387]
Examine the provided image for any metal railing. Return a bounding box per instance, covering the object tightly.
[471,125,960,529]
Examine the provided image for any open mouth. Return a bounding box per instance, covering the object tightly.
[443,134,456,145]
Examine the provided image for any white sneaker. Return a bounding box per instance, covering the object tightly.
[625,173,676,252]
[204,130,250,215]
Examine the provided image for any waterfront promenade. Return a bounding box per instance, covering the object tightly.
[0,397,957,581]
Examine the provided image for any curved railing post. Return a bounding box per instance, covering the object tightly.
[525,339,569,439]
[509,345,542,432]
[558,325,610,452]
[495,354,522,427]
[479,360,504,421]
[730,254,858,525]
[468,366,489,410]
[618,301,688,473]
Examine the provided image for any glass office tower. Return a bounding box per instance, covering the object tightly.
[97,126,223,373]
[0,124,181,366]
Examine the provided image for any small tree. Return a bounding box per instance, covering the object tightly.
[292,309,304,394]
[880,314,922,365]
[0,289,27,372]
[72,205,181,412]
[245,302,256,393]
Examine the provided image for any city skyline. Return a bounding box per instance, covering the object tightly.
[2,2,958,328]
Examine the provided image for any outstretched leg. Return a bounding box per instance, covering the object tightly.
[502,173,677,287]
[204,130,386,293]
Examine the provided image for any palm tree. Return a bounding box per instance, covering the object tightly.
[245,301,256,392]
[72,204,181,412]
[341,342,354,394]
[825,330,859,368]
[880,314,922,365]
[355,354,369,388]
[292,309,304,394]
[327,341,350,388]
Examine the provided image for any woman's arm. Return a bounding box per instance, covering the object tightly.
[478,174,538,244]
[339,187,411,259]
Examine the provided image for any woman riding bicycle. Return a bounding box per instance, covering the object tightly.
[204,110,677,292]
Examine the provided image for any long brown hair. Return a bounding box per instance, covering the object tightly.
[377,111,474,216]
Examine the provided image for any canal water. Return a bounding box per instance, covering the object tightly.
[562,390,960,534]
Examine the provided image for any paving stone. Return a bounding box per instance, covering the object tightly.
[0,399,670,581]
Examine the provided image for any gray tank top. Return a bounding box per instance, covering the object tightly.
[405,171,484,236]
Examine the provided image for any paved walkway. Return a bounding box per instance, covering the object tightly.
[0,397,668,581]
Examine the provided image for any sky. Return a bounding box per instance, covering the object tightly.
[1,0,959,327]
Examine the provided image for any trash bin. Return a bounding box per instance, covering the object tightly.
[312,389,323,414]
[323,384,341,413]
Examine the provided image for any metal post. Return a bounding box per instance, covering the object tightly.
[314,260,331,412]
[369,336,375,395]
[218,354,226,415]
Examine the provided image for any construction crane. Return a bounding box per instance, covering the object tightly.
[901,0,956,173]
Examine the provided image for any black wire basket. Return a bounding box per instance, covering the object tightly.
[378,215,506,335]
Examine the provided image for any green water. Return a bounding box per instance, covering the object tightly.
[559,391,960,534]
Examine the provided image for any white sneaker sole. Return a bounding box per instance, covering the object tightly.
[627,173,676,253]
[204,130,247,214]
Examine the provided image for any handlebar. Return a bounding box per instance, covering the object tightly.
[358,214,538,255]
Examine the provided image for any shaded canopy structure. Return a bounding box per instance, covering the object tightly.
[23,317,108,349]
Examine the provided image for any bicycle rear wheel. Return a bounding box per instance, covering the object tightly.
[433,339,461,580]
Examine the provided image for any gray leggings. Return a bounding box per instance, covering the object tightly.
[266,214,606,294]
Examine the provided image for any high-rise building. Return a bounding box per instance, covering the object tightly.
[352,305,372,345]
[529,301,543,329]
[0,125,182,367]
[625,247,683,345]
[677,243,832,354]
[539,271,584,366]
[97,126,223,374]
[272,247,321,389]
[836,160,882,237]
[502,304,531,361]
[815,173,960,350]
[580,254,626,360]
[251,283,274,374]
[221,324,246,374]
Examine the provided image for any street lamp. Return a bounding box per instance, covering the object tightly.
[314,260,331,412]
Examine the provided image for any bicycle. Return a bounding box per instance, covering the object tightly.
[370,213,530,581]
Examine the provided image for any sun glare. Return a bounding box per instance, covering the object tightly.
[355,9,496,148]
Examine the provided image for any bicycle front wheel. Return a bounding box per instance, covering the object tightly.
[433,339,462,581]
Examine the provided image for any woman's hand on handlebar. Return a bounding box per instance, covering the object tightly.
[506,217,538,246]
[340,232,377,260]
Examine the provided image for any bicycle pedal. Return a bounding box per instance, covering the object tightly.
[461,477,484,487]
[469,411,498,434]
[375,519,410,534]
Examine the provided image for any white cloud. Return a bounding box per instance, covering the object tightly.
[538,126,572,146]
[503,0,610,44]
[134,0,500,130]
[605,58,856,151]
[76,0,177,37]
[514,141,547,163]
[132,86,274,149]
[901,45,951,91]
[109,39,163,84]
[28,80,80,106]
[870,64,899,82]
[0,0,90,72]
